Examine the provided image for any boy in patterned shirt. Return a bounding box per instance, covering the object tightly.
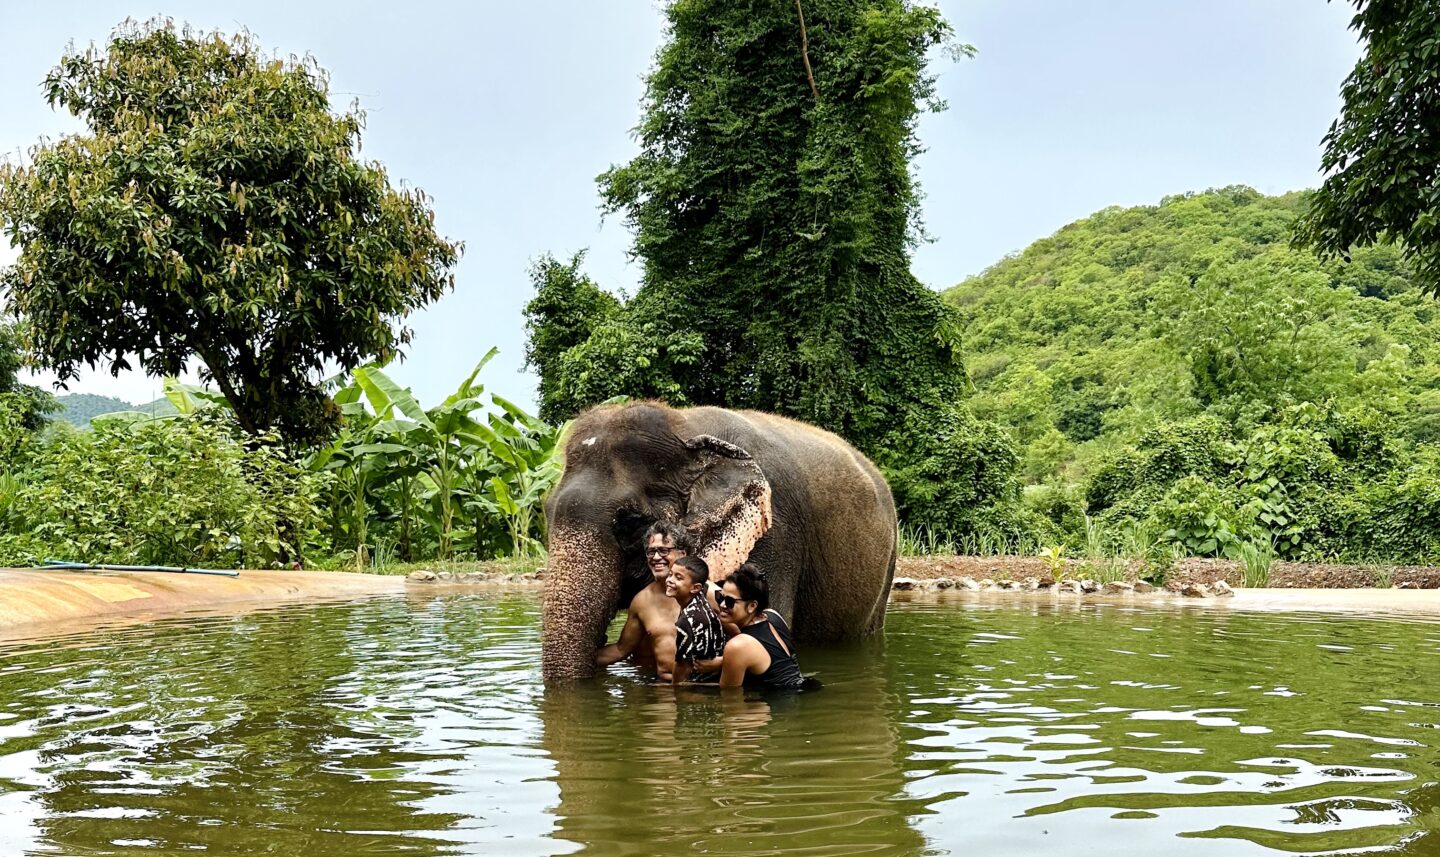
[666,555,725,684]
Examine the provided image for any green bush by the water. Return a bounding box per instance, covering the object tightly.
[0,354,561,571]
[0,410,322,568]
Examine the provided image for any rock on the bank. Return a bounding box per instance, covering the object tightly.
[892,577,918,591]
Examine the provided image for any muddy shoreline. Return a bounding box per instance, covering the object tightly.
[405,554,1440,590]
[893,555,1440,589]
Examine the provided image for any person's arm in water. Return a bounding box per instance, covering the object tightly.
[595,608,644,667]
[691,654,724,674]
[719,635,767,688]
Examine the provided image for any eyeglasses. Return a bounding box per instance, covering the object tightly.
[715,592,750,610]
[646,546,679,558]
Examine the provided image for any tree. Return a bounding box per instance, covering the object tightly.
[0,322,58,431]
[1297,0,1440,292]
[526,0,977,450]
[0,20,460,446]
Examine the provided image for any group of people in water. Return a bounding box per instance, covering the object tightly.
[594,521,806,690]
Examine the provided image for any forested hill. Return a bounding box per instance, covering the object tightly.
[943,186,1431,485]
[52,394,133,427]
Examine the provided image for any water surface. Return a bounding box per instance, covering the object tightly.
[0,593,1437,855]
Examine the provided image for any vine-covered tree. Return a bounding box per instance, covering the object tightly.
[0,20,460,446]
[1298,0,1440,291]
[526,1,1020,534]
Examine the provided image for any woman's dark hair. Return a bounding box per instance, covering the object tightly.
[673,555,709,587]
[724,563,769,611]
[644,520,693,554]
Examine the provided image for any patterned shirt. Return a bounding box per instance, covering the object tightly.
[674,590,725,665]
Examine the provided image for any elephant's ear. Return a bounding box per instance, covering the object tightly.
[683,435,773,583]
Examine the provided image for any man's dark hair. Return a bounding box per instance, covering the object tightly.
[673,555,709,587]
[724,563,769,611]
[644,520,693,554]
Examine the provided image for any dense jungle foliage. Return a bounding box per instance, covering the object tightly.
[0,356,558,570]
[526,0,1029,538]
[952,186,1440,563]
[7,4,1440,570]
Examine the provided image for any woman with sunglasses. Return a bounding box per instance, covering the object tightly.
[715,563,805,690]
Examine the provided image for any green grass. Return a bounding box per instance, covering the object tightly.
[1238,541,1274,588]
[314,556,545,577]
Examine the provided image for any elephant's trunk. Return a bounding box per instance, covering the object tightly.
[542,525,621,682]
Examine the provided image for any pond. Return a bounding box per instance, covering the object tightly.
[0,593,1437,856]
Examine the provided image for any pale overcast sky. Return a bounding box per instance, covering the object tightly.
[0,1,1362,411]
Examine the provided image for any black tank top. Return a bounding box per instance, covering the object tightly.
[740,610,804,690]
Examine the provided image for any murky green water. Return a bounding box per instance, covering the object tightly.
[0,594,1438,856]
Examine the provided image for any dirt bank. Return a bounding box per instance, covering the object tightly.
[0,568,404,639]
[894,555,1440,589]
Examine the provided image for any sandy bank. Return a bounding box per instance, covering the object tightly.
[0,568,404,640]
[887,587,1440,620]
[1223,587,1440,617]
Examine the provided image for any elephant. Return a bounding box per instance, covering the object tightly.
[541,402,897,682]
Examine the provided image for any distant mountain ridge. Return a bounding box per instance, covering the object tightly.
[52,394,132,427]
[53,393,178,427]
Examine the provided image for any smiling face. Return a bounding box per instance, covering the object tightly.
[664,564,700,600]
[646,533,684,585]
[716,581,756,625]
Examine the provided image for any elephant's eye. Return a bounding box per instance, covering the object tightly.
[612,509,650,549]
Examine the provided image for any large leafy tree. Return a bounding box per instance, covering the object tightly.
[528,0,974,445]
[526,1,1018,535]
[525,1,1031,536]
[1297,0,1440,292]
[0,20,460,446]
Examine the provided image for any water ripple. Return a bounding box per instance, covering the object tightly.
[0,595,1437,855]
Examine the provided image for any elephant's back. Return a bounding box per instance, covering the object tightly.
[682,407,897,641]
[684,408,892,514]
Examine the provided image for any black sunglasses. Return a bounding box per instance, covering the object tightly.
[646,546,679,558]
[715,592,750,610]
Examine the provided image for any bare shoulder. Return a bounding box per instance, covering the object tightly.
[629,586,664,612]
[724,634,761,657]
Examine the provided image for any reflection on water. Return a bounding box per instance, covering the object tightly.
[0,594,1438,855]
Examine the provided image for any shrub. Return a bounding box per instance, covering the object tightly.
[1145,475,1262,558]
[881,404,1025,540]
[0,415,324,567]
[1022,483,1087,546]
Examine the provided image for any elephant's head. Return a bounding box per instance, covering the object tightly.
[541,404,772,682]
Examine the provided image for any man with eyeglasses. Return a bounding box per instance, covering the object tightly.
[595,521,693,680]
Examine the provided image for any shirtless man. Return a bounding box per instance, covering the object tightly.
[595,521,692,680]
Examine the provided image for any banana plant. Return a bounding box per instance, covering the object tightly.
[352,349,498,559]
[470,395,562,558]
[307,349,567,564]
[308,382,409,568]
